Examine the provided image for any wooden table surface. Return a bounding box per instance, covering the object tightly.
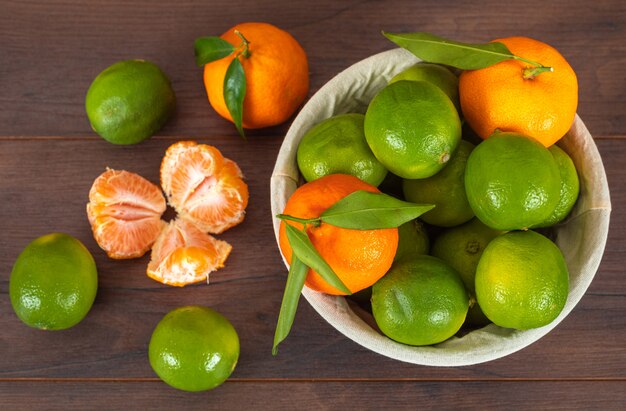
[1,1,624,409]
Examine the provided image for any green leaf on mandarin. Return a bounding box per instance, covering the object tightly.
[194,37,235,67]
[224,57,246,137]
[272,255,308,356]
[320,190,434,229]
[284,224,351,295]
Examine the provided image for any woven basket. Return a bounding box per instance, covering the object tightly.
[270,48,611,366]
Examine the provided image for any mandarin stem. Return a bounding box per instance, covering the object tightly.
[234,30,251,58]
[512,54,543,67]
[522,65,554,79]
[276,214,321,227]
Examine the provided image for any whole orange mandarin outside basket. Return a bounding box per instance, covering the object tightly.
[278,174,398,296]
[203,22,309,129]
[459,37,578,147]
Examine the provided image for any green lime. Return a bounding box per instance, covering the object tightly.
[364,80,461,179]
[534,145,580,227]
[296,113,387,185]
[464,132,561,230]
[86,60,176,145]
[372,255,469,346]
[149,306,239,392]
[389,63,460,110]
[394,219,429,262]
[403,140,475,227]
[10,233,98,330]
[431,218,503,326]
[475,230,569,330]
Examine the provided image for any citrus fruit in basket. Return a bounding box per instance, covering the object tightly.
[278,174,398,295]
[160,141,249,234]
[87,169,166,259]
[371,255,469,346]
[403,140,475,227]
[149,306,239,392]
[364,80,461,179]
[459,36,578,147]
[85,60,175,145]
[296,113,388,186]
[464,131,560,230]
[389,62,460,110]
[10,233,98,330]
[394,219,429,262]
[202,22,309,130]
[534,145,580,227]
[475,230,569,330]
[147,219,232,287]
[431,218,504,326]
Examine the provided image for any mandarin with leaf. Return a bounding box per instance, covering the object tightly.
[196,22,309,135]
[278,174,398,295]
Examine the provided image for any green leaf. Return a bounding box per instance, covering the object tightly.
[320,190,435,229]
[284,224,351,295]
[383,31,517,70]
[194,37,235,67]
[272,255,308,356]
[224,57,246,137]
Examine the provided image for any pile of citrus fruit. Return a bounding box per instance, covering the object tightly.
[276,34,579,350]
[8,25,583,391]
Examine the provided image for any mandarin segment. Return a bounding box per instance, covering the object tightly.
[147,219,232,287]
[86,169,166,259]
[161,141,249,234]
[278,174,398,295]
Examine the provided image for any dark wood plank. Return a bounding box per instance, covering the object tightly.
[1,381,624,410]
[0,138,624,380]
[1,0,624,138]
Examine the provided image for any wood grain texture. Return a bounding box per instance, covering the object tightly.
[0,0,625,138]
[1,381,624,410]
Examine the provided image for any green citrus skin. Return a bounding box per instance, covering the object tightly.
[372,255,468,346]
[464,132,561,230]
[394,219,430,262]
[389,63,460,111]
[403,140,475,227]
[10,233,98,330]
[149,306,239,392]
[85,59,176,145]
[364,80,462,179]
[475,230,569,330]
[296,113,388,186]
[431,218,504,326]
[534,145,580,227]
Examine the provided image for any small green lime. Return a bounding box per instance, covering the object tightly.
[372,255,469,346]
[389,63,460,110]
[464,132,561,230]
[364,80,461,179]
[534,145,580,227]
[296,113,387,185]
[403,140,475,227]
[475,230,569,330]
[431,218,503,326]
[149,306,239,392]
[394,219,429,262]
[86,60,176,145]
[10,233,98,330]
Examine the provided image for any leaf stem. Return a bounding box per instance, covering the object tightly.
[522,65,554,79]
[512,55,554,79]
[276,214,321,227]
[234,30,251,58]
